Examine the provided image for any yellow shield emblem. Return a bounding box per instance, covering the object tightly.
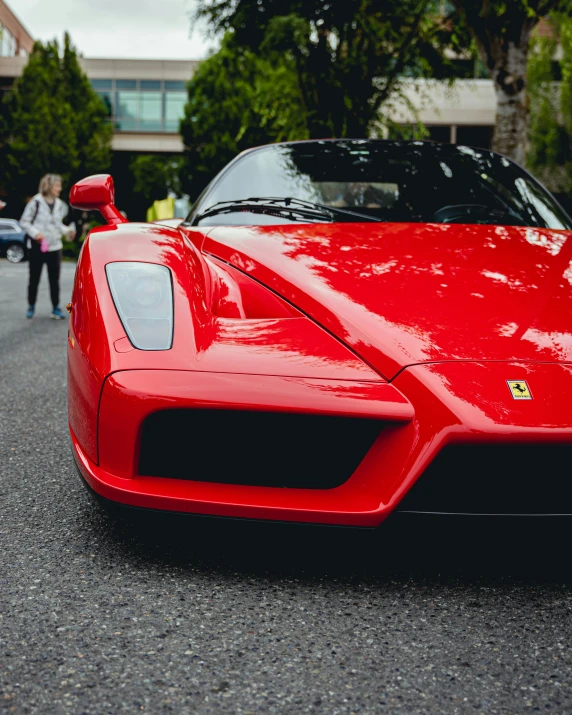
[507,380,532,400]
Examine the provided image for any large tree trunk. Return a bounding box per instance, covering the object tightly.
[491,38,530,164]
[449,1,559,164]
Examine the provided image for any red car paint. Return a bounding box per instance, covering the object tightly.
[68,167,572,525]
[202,221,572,380]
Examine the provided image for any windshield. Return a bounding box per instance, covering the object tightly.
[190,140,572,229]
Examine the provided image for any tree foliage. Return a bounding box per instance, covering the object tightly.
[192,0,467,139]
[450,0,572,161]
[60,34,113,184]
[180,32,308,197]
[130,154,184,204]
[0,34,112,205]
[528,13,572,193]
[451,0,570,71]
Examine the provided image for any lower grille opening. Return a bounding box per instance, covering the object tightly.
[139,409,383,489]
[397,444,572,514]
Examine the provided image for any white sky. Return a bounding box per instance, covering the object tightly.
[13,0,215,60]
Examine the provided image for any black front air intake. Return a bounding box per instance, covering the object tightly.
[139,409,383,489]
[397,444,572,515]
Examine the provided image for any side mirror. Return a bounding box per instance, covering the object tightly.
[70,174,128,226]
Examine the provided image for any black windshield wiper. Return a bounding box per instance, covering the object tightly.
[196,198,333,224]
[196,197,383,224]
[262,197,384,223]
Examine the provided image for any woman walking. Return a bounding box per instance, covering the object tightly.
[20,174,76,319]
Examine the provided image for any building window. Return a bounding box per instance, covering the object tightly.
[116,79,137,90]
[116,91,138,131]
[165,81,186,91]
[140,91,163,131]
[389,124,494,151]
[91,79,113,90]
[455,125,494,150]
[0,24,17,57]
[425,126,452,144]
[165,92,187,133]
[91,79,188,133]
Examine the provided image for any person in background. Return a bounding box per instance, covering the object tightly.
[20,174,76,320]
[0,199,6,211]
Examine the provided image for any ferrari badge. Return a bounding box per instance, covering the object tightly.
[507,380,532,400]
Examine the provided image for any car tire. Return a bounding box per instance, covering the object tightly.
[6,243,25,263]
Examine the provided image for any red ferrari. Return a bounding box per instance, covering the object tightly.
[68,139,572,525]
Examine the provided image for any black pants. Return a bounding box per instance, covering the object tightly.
[27,241,62,308]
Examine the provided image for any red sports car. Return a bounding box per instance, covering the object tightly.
[68,139,572,525]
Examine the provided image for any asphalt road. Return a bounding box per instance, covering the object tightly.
[1,257,572,714]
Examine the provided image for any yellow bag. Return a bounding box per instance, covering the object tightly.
[146,197,175,222]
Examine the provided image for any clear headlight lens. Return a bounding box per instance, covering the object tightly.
[106,262,174,350]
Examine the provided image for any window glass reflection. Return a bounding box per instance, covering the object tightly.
[91,79,113,90]
[116,92,138,119]
[90,79,188,133]
[514,178,567,230]
[115,118,138,131]
[95,91,113,117]
[140,120,163,132]
[140,92,162,121]
[193,141,572,229]
[0,24,17,56]
[116,79,137,90]
[165,92,187,123]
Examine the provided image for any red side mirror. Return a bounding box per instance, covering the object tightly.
[70,174,128,226]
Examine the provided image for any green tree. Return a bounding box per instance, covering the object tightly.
[451,0,572,163]
[1,40,77,201]
[528,13,572,193]
[560,13,572,180]
[60,33,112,184]
[180,33,308,197]
[192,0,466,139]
[130,154,183,205]
[0,35,111,205]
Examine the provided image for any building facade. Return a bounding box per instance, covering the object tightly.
[386,79,496,149]
[0,0,33,57]
[0,55,198,153]
[0,52,498,153]
[84,58,198,153]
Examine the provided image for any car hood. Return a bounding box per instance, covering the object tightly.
[204,221,572,380]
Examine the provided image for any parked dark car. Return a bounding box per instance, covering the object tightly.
[0,219,26,263]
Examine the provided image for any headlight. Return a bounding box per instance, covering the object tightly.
[106,262,174,350]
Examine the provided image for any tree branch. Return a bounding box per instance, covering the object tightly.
[374,6,425,109]
[537,0,563,16]
[450,0,494,66]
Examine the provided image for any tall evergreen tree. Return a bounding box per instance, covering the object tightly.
[60,33,112,184]
[1,41,77,201]
[0,35,111,206]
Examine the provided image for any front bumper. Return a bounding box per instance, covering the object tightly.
[73,370,413,527]
[72,362,572,526]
